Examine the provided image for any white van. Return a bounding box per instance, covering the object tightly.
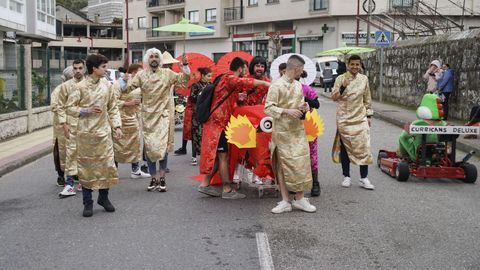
[313,56,338,87]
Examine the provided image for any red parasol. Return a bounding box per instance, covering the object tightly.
[215,51,254,78]
[172,53,217,97]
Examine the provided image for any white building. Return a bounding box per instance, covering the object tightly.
[87,0,123,23]
[125,0,480,63]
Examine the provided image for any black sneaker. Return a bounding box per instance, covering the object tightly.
[174,148,187,155]
[158,177,167,192]
[147,178,158,191]
[56,176,65,187]
[97,198,115,212]
[140,164,149,174]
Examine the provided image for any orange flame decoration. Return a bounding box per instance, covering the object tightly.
[225,115,256,148]
[304,110,325,142]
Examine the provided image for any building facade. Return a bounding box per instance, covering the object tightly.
[87,0,123,23]
[125,0,480,63]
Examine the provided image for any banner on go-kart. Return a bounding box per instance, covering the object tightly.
[409,125,480,135]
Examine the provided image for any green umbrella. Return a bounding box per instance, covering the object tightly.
[316,46,376,57]
[153,18,215,53]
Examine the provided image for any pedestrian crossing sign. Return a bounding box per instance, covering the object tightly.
[375,31,391,48]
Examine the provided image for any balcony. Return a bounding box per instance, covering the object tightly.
[147,0,185,12]
[224,7,243,23]
[145,28,183,41]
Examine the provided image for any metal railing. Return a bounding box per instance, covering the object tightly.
[146,28,183,39]
[147,0,185,7]
[224,7,243,22]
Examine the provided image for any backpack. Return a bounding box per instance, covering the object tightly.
[196,74,229,124]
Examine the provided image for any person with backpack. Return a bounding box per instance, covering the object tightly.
[196,57,271,199]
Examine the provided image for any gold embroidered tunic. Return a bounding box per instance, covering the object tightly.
[112,82,142,163]
[127,68,188,161]
[55,77,83,176]
[66,76,122,189]
[264,76,312,192]
[331,72,374,165]
[50,85,66,171]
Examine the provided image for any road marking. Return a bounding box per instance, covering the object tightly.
[256,232,275,270]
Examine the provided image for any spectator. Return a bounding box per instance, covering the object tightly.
[423,60,443,93]
[465,104,480,139]
[437,63,454,120]
[322,62,334,93]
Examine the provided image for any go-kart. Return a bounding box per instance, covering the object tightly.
[378,124,478,183]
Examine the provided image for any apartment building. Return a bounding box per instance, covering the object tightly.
[0,0,57,69]
[125,0,480,63]
[87,0,123,23]
[49,5,125,69]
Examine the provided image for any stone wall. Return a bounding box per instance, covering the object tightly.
[363,29,480,120]
[0,106,52,141]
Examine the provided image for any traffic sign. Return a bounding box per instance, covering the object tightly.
[375,31,391,48]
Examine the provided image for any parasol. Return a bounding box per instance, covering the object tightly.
[215,51,254,78]
[316,46,376,56]
[269,53,316,85]
[153,18,215,53]
[172,53,217,96]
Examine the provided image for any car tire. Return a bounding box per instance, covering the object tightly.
[377,152,388,168]
[461,164,477,183]
[396,162,410,182]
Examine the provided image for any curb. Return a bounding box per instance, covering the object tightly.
[319,91,480,155]
[0,143,52,177]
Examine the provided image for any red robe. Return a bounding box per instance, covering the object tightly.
[199,72,255,175]
[182,102,193,140]
[243,75,270,106]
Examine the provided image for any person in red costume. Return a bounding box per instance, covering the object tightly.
[238,56,270,106]
[197,57,271,199]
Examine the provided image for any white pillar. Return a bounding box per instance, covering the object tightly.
[24,44,33,133]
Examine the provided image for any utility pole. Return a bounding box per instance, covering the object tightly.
[125,0,130,66]
[356,0,360,46]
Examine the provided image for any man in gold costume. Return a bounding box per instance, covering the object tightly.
[126,48,189,192]
[66,54,123,217]
[265,55,316,214]
[331,54,375,190]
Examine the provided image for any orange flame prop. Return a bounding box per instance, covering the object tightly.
[225,115,256,148]
[304,109,325,142]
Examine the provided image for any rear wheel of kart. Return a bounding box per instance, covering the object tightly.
[377,152,388,168]
[461,164,477,183]
[396,162,410,182]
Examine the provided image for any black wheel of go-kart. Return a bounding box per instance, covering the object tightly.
[396,162,410,182]
[377,152,388,168]
[461,164,477,183]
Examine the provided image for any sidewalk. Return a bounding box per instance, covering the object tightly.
[319,91,480,155]
[0,127,52,177]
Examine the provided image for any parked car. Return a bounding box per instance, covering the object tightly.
[313,56,338,87]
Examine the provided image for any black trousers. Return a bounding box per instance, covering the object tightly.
[442,92,451,120]
[340,139,368,178]
[53,138,64,178]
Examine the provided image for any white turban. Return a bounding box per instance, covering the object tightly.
[61,66,74,82]
[143,48,163,69]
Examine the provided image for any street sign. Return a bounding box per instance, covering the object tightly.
[375,31,391,48]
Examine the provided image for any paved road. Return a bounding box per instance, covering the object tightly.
[1,95,479,270]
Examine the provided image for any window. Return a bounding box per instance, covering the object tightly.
[127,18,133,30]
[9,0,23,13]
[138,17,147,29]
[205,9,216,23]
[248,0,258,6]
[0,0,6,8]
[189,10,199,23]
[267,0,279,3]
[312,0,327,10]
[392,0,413,8]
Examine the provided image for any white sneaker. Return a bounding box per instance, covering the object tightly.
[359,178,375,190]
[271,201,292,214]
[59,185,76,198]
[131,169,151,179]
[191,157,198,166]
[341,176,351,187]
[292,198,316,213]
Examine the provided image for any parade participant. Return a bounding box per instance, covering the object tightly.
[265,55,316,214]
[189,67,212,165]
[126,48,190,192]
[239,56,270,105]
[56,59,85,197]
[65,54,123,217]
[113,64,150,179]
[465,104,480,139]
[298,71,321,197]
[197,57,271,199]
[50,66,73,187]
[332,54,375,190]
[278,63,287,76]
[398,93,446,161]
